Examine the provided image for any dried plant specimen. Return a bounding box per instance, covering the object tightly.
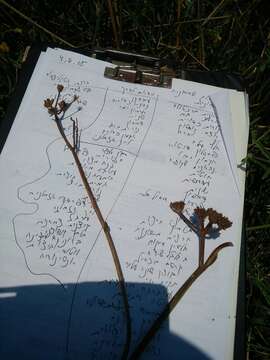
[130,201,233,359]
[44,85,131,359]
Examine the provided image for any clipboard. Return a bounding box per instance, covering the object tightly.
[0,44,246,360]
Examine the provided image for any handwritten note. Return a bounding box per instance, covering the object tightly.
[0,47,247,360]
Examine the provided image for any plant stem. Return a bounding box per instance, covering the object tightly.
[107,0,120,48]
[54,116,131,359]
[178,213,198,235]
[198,231,205,267]
[169,203,198,235]
[129,242,233,359]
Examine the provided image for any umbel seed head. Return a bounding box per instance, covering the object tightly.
[194,207,208,221]
[57,84,64,92]
[44,98,54,109]
[43,85,79,117]
[170,201,232,234]
[170,201,185,215]
[205,208,232,230]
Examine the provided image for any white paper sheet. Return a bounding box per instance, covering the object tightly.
[0,47,248,360]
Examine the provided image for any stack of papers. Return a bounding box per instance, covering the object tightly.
[0,47,249,359]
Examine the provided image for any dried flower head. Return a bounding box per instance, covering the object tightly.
[216,214,232,230]
[57,84,64,93]
[206,208,232,231]
[170,201,185,215]
[58,100,67,112]
[44,98,54,109]
[194,207,208,221]
[43,98,57,115]
[43,85,80,118]
[207,208,220,224]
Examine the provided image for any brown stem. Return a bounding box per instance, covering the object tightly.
[176,0,182,48]
[169,203,198,235]
[107,0,120,48]
[75,119,79,151]
[198,229,205,267]
[178,213,198,235]
[55,91,61,108]
[129,241,233,359]
[54,115,131,359]
[205,221,213,233]
[71,118,76,149]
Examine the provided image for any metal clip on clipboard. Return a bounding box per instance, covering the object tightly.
[104,65,173,88]
[90,48,176,88]
[90,48,244,91]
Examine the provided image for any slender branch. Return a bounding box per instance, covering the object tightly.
[71,118,76,149]
[201,0,227,26]
[204,242,233,267]
[198,232,205,267]
[75,119,79,151]
[179,213,199,235]
[205,221,213,233]
[55,91,61,108]
[169,202,198,235]
[54,114,131,359]
[129,241,233,359]
[176,0,183,48]
[107,0,120,48]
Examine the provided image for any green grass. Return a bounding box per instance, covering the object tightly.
[0,0,270,358]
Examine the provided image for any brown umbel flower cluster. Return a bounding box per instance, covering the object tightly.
[131,201,233,358]
[170,201,232,234]
[205,208,232,230]
[44,85,78,117]
[170,201,232,267]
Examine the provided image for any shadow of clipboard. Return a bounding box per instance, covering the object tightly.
[0,43,246,360]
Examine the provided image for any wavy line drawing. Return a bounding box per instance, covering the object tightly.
[12,136,67,288]
[12,86,159,358]
[12,87,109,285]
